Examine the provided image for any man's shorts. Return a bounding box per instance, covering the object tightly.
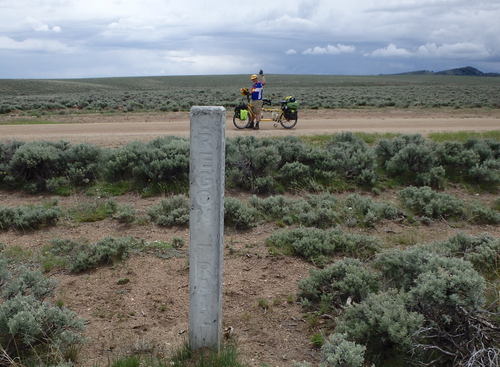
[249,100,263,121]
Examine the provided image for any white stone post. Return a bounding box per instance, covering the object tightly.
[188,106,225,351]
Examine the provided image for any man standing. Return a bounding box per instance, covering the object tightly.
[248,70,266,130]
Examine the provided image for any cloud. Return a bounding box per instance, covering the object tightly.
[258,14,316,32]
[303,44,356,55]
[366,43,412,57]
[367,0,468,13]
[0,36,74,53]
[367,42,491,59]
[26,17,62,33]
[1,1,500,77]
[416,42,491,58]
[158,50,256,75]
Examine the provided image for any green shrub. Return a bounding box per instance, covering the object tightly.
[408,256,486,319]
[0,104,14,114]
[113,204,137,224]
[49,237,139,273]
[266,228,379,264]
[7,141,68,191]
[376,134,445,187]
[72,237,138,272]
[334,290,423,362]
[46,176,71,195]
[425,233,499,274]
[387,145,444,187]
[311,332,325,348]
[373,246,437,291]
[405,255,493,366]
[436,138,500,186]
[299,258,379,310]
[436,141,480,175]
[104,137,189,190]
[343,194,402,227]
[325,132,377,186]
[224,197,259,230]
[0,204,61,231]
[296,194,339,228]
[249,194,296,223]
[1,267,56,300]
[226,136,345,193]
[0,258,84,365]
[314,239,499,366]
[399,186,465,219]
[172,237,185,249]
[3,141,102,192]
[225,136,281,193]
[400,187,499,224]
[278,161,311,185]
[70,199,117,222]
[64,143,102,185]
[320,333,366,367]
[249,193,339,228]
[0,294,84,365]
[468,158,500,186]
[251,193,402,229]
[374,247,487,313]
[148,195,189,227]
[468,202,500,224]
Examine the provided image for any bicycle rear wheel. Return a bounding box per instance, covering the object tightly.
[233,113,250,129]
[280,111,298,129]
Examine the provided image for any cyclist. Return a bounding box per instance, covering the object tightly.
[248,70,266,130]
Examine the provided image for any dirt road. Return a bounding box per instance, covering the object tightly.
[1,109,498,146]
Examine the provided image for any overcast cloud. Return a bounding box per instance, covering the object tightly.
[0,0,499,78]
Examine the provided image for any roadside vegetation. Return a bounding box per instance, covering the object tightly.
[0,132,498,367]
[1,133,498,195]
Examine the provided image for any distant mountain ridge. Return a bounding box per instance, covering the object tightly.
[394,66,500,77]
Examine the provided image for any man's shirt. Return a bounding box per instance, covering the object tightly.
[251,82,264,100]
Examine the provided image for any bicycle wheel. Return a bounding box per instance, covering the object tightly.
[280,111,298,129]
[233,113,250,129]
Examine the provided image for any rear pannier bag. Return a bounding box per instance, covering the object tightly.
[234,104,248,120]
[240,109,248,120]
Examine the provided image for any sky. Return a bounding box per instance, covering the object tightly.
[1,0,500,78]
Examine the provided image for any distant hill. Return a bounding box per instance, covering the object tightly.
[394,66,500,77]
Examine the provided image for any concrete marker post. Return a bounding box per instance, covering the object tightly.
[188,106,225,351]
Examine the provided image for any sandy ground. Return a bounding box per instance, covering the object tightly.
[1,109,499,146]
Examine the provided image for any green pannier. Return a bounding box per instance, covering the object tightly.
[286,101,299,110]
[240,109,248,120]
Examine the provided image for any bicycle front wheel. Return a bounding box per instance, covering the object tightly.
[280,111,298,129]
[233,113,250,129]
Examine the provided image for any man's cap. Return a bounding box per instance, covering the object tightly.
[250,74,258,80]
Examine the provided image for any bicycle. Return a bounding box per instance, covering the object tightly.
[233,90,298,129]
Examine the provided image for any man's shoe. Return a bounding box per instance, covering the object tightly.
[247,122,254,129]
[253,122,260,130]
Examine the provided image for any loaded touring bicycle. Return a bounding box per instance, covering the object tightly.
[233,88,299,129]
